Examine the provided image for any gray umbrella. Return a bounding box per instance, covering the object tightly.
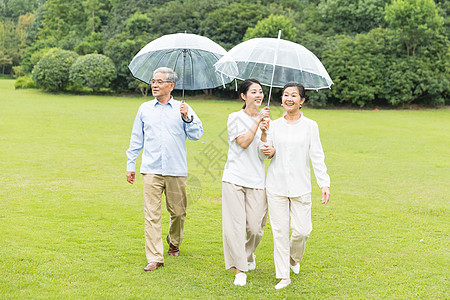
[129,33,232,99]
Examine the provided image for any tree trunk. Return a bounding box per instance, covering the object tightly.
[92,9,95,32]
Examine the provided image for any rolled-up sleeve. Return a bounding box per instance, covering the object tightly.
[126,107,144,172]
[227,113,247,142]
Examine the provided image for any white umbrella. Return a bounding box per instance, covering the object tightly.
[214,31,333,105]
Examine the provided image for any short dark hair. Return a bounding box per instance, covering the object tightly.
[239,78,262,109]
[282,82,306,100]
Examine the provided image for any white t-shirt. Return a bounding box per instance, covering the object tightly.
[264,113,330,197]
[222,110,266,189]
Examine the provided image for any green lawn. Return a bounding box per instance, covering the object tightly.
[1,79,449,299]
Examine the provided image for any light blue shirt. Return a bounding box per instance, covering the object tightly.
[126,97,203,176]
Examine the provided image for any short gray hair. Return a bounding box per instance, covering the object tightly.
[153,67,178,83]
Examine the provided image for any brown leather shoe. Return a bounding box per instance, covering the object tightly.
[166,235,180,257]
[143,262,164,271]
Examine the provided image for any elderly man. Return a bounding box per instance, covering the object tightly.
[126,67,203,271]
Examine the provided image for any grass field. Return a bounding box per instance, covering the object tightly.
[1,79,449,299]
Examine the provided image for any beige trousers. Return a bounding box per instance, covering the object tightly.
[222,181,268,271]
[267,190,312,279]
[143,174,187,263]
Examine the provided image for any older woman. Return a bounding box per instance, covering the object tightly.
[222,79,270,286]
[260,82,331,289]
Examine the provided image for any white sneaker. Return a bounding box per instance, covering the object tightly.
[233,272,247,286]
[247,254,256,271]
[290,263,300,274]
[275,278,291,290]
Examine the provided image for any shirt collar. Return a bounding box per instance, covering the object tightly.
[154,96,174,107]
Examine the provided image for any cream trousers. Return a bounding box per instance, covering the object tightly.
[267,190,312,279]
[143,174,187,263]
[222,181,268,271]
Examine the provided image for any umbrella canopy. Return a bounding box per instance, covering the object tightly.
[214,33,333,105]
[129,33,232,91]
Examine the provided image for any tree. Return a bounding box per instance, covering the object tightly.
[244,14,298,41]
[199,1,272,49]
[321,29,390,107]
[125,12,152,37]
[32,48,78,91]
[0,20,21,74]
[378,52,449,106]
[0,50,13,74]
[38,0,85,47]
[74,32,104,55]
[69,54,116,91]
[103,33,145,91]
[385,0,444,56]
[318,0,390,34]
[82,0,109,33]
[0,0,42,22]
[16,12,35,48]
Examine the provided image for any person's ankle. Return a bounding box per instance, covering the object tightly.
[290,257,296,265]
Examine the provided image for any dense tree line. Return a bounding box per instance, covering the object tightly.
[0,0,448,106]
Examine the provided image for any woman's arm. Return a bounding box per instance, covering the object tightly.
[235,107,270,149]
[310,122,331,201]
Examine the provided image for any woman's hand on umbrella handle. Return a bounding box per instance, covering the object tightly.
[260,119,270,131]
[259,106,270,121]
[321,187,330,204]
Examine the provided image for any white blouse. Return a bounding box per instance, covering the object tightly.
[222,110,266,189]
[264,113,330,197]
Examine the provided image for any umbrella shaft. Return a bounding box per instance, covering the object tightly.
[182,49,187,102]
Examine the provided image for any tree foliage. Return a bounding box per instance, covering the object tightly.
[3,0,448,106]
[385,0,445,56]
[199,1,272,49]
[318,0,390,34]
[244,15,298,41]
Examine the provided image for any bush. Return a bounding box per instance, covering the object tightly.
[14,75,36,89]
[32,49,78,91]
[69,54,117,92]
[322,30,389,107]
[379,55,450,106]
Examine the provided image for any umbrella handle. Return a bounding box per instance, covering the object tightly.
[181,114,194,123]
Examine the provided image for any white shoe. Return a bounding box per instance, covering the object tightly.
[290,263,300,274]
[275,278,291,290]
[233,272,247,286]
[247,254,256,271]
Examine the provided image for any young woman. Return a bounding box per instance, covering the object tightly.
[260,82,331,290]
[222,79,270,286]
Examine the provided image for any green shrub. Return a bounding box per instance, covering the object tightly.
[69,54,117,92]
[14,75,36,89]
[32,49,78,91]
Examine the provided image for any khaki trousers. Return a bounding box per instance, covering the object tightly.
[267,190,312,279]
[143,174,187,263]
[222,181,268,271]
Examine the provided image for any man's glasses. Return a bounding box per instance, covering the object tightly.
[151,79,172,85]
